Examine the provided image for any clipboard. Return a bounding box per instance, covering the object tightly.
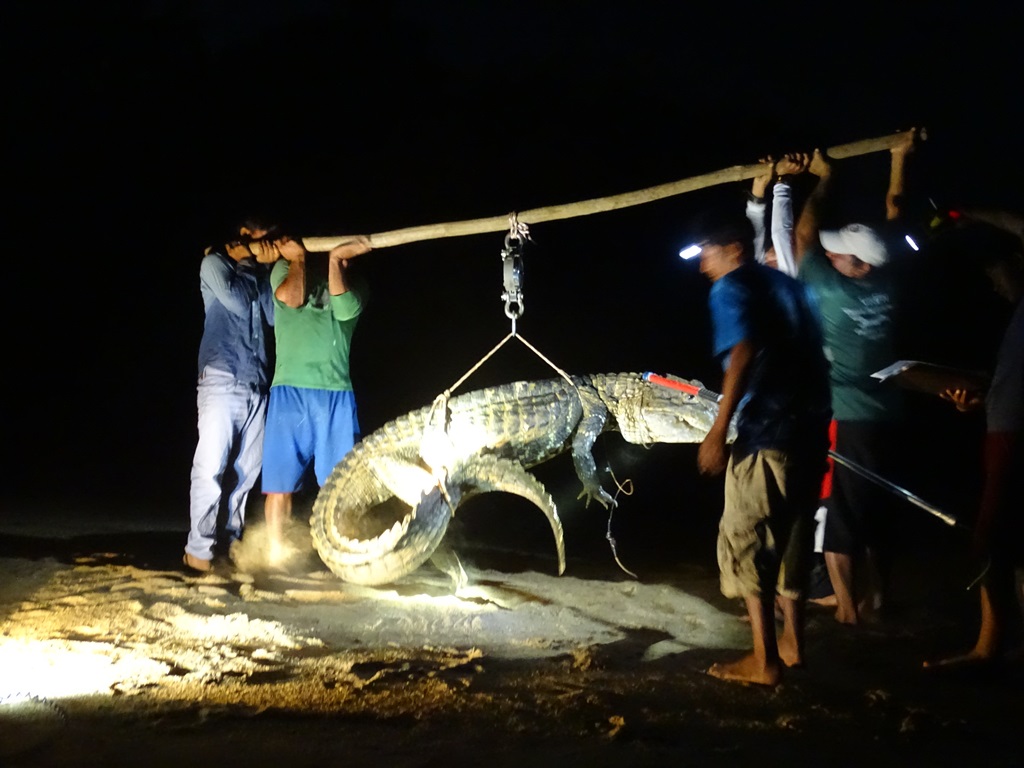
[871,360,990,396]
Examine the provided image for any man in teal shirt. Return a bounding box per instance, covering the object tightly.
[792,137,915,625]
[261,234,372,563]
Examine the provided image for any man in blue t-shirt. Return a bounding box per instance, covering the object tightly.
[692,209,831,686]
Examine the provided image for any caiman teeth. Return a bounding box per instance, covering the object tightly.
[332,549,388,566]
[368,456,437,506]
[338,515,412,555]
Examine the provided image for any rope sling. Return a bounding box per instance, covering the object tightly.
[421,212,645,577]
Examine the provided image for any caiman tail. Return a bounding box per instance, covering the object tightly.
[310,399,566,586]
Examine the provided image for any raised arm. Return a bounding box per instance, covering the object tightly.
[747,157,774,263]
[328,236,372,296]
[793,149,833,267]
[200,244,260,316]
[770,153,809,276]
[273,237,308,308]
[885,128,918,221]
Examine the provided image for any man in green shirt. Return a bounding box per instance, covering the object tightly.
[792,135,915,625]
[261,234,372,563]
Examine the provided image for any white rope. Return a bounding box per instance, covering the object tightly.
[507,211,531,243]
[512,334,576,387]
[605,468,637,579]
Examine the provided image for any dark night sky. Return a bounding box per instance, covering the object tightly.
[5,1,1023,516]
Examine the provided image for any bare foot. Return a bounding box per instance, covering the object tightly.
[834,607,859,626]
[923,648,996,670]
[778,637,803,669]
[707,653,781,686]
[183,553,213,573]
[267,538,298,572]
[808,594,837,608]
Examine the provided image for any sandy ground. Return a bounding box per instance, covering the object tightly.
[1,491,1022,768]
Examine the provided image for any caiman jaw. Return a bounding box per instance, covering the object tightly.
[615,383,721,445]
[312,478,455,585]
[321,453,566,579]
[332,516,414,560]
[326,454,445,567]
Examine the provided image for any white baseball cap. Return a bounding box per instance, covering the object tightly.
[819,223,889,267]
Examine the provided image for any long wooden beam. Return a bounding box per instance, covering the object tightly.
[302,129,921,252]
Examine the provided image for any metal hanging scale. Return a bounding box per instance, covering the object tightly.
[501,213,529,332]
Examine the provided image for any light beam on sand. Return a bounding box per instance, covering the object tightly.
[0,568,318,707]
[348,582,497,608]
[0,637,169,701]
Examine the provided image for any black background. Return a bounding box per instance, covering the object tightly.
[5,1,1022,540]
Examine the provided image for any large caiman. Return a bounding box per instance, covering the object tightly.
[310,371,726,586]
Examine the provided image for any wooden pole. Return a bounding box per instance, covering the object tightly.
[302,128,921,253]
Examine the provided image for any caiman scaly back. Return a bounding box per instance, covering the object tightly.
[311,372,722,585]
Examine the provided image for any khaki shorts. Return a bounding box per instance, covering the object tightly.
[717,449,822,600]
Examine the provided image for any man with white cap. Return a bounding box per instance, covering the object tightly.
[819,223,891,276]
[791,134,916,626]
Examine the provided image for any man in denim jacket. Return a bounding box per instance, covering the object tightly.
[184,217,276,572]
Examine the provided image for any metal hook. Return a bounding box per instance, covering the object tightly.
[501,214,526,324]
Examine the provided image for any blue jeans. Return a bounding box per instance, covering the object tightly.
[186,367,268,560]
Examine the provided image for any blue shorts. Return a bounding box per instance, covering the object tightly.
[262,386,360,492]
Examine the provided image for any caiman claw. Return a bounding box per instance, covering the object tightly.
[577,485,617,510]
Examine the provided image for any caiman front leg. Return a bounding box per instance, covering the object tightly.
[571,385,617,509]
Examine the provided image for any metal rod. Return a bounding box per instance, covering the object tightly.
[644,372,962,529]
[827,450,961,529]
